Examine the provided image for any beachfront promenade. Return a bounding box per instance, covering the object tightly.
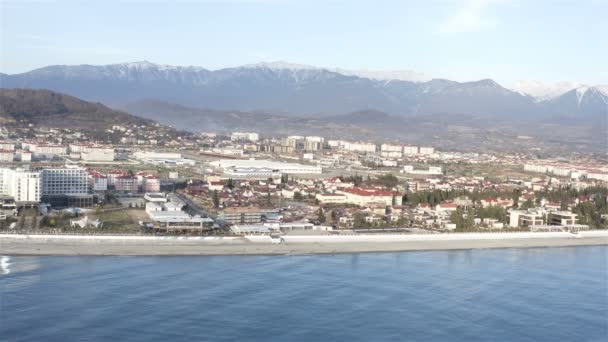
[1,230,607,256]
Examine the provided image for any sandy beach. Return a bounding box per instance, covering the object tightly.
[1,231,607,256]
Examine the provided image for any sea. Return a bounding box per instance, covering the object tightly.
[1,246,606,342]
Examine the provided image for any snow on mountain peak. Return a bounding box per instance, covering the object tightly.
[243,61,321,71]
[511,80,585,100]
[332,68,430,82]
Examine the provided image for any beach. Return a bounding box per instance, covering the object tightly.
[1,231,607,256]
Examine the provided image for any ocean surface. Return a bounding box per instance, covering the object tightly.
[1,247,606,342]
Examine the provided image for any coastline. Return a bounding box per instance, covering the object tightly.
[1,231,607,256]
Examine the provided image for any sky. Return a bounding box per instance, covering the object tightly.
[1,0,607,85]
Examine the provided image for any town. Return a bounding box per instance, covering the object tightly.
[0,124,607,236]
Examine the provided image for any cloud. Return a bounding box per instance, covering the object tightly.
[437,0,501,33]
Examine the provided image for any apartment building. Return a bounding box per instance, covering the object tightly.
[219,207,262,225]
[0,168,41,204]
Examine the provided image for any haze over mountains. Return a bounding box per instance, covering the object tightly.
[1,61,606,119]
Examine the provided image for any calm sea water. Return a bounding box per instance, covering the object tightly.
[1,247,607,342]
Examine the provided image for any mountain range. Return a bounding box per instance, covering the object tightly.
[1,61,606,120]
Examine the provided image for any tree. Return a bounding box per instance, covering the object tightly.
[376,173,399,189]
[293,192,304,201]
[521,198,534,210]
[317,207,326,223]
[512,190,520,208]
[212,190,220,208]
[226,178,235,190]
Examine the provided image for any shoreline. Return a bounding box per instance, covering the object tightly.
[1,231,607,256]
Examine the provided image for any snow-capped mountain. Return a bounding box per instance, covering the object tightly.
[332,68,429,82]
[511,80,608,102]
[542,86,608,120]
[0,61,604,118]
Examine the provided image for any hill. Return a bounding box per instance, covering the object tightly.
[0,88,152,129]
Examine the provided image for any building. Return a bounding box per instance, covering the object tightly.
[336,188,395,206]
[31,144,67,159]
[315,193,349,204]
[150,211,213,233]
[143,176,161,192]
[86,170,108,192]
[0,150,14,162]
[0,168,41,204]
[14,150,32,162]
[381,144,402,152]
[81,147,115,161]
[549,211,578,226]
[419,147,435,155]
[509,210,544,227]
[380,151,402,158]
[342,142,376,153]
[114,176,139,192]
[209,148,244,157]
[211,159,322,176]
[219,207,262,225]
[402,146,419,155]
[0,141,15,150]
[402,165,442,175]
[231,132,259,142]
[41,167,93,207]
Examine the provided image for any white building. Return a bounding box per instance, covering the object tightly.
[402,165,442,175]
[209,148,244,157]
[0,168,41,203]
[211,159,322,175]
[15,150,32,162]
[380,151,402,158]
[336,188,395,206]
[419,147,435,155]
[381,144,402,152]
[402,146,419,155]
[81,147,115,162]
[342,142,376,153]
[32,144,67,159]
[0,150,14,162]
[0,141,15,150]
[231,132,259,142]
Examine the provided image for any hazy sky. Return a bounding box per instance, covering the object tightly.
[1,0,607,85]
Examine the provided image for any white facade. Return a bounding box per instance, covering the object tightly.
[419,147,435,155]
[402,165,442,175]
[402,146,419,155]
[211,159,322,175]
[81,148,115,161]
[342,142,377,153]
[209,148,244,157]
[0,168,41,203]
[0,142,15,150]
[231,132,259,142]
[0,150,14,162]
[15,150,32,162]
[380,144,402,152]
[380,151,402,158]
[587,172,608,182]
[32,145,67,159]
